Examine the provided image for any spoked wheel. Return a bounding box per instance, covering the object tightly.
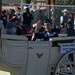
[55,50,75,75]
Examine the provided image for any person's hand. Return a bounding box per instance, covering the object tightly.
[35,24,42,31]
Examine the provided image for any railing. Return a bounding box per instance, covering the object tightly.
[21,4,75,27]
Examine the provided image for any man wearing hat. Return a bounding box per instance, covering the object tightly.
[60,9,69,26]
[31,19,58,44]
[43,19,59,46]
[43,19,58,41]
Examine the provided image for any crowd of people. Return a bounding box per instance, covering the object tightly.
[0,7,75,44]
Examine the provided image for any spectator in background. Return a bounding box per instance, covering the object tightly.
[16,7,22,23]
[68,12,74,29]
[60,9,69,26]
[0,10,7,28]
[6,17,20,35]
[7,9,16,22]
[59,22,75,43]
[64,22,75,36]
[59,23,65,34]
[22,7,34,33]
[23,7,34,27]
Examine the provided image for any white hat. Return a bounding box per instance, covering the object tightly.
[24,6,27,9]
[62,9,69,13]
[32,23,37,28]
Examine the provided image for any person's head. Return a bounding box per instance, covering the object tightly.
[60,23,64,28]
[1,9,6,14]
[66,22,72,29]
[17,7,21,13]
[36,20,42,29]
[62,9,69,15]
[24,7,29,12]
[44,19,52,32]
[69,13,74,18]
[33,20,42,31]
[11,9,15,14]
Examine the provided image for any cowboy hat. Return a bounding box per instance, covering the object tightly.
[24,6,28,9]
[62,9,69,13]
[32,23,37,28]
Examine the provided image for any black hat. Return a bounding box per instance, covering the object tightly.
[44,19,52,24]
[67,21,72,25]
